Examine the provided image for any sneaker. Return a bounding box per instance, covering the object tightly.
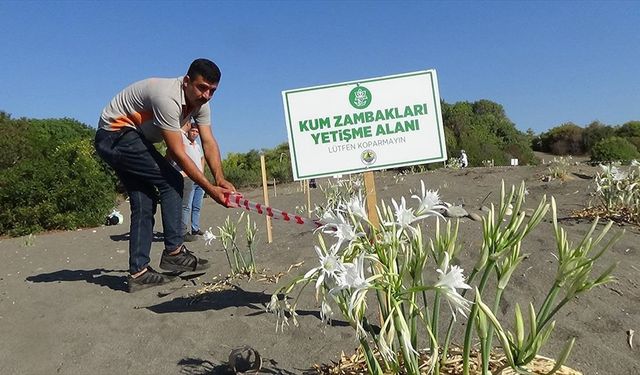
[192,229,205,236]
[183,233,199,242]
[159,245,210,272]
[127,267,175,293]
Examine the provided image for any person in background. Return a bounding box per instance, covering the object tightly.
[460,150,469,168]
[189,184,206,236]
[94,58,236,292]
[173,123,206,242]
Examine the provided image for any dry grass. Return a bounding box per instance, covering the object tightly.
[309,347,582,375]
[571,206,639,226]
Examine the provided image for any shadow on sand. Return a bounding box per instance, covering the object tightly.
[146,285,350,329]
[26,268,128,292]
[146,285,272,314]
[177,356,304,375]
[109,231,165,242]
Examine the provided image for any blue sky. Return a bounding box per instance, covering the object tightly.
[1,0,638,156]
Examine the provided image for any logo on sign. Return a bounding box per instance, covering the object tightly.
[349,85,372,109]
[360,149,377,165]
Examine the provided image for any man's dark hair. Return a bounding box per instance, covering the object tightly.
[187,58,221,83]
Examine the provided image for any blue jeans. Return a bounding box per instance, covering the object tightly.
[182,180,205,233]
[94,128,183,274]
[191,183,205,232]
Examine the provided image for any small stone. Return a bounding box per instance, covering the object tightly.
[505,204,513,216]
[467,212,483,221]
[444,205,468,218]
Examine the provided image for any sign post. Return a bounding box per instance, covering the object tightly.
[363,171,379,228]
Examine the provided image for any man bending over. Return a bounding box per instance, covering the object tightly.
[94,58,235,292]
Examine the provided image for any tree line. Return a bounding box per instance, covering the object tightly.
[532,120,640,162]
[1,101,638,236]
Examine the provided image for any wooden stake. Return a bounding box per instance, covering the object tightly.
[260,155,273,243]
[363,171,379,228]
[364,170,385,326]
[273,178,277,197]
[306,179,312,218]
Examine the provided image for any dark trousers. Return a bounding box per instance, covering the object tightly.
[94,128,183,274]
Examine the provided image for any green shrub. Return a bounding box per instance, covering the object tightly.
[223,165,262,188]
[590,136,640,163]
[537,123,585,155]
[616,121,640,138]
[264,143,293,183]
[442,99,537,166]
[221,144,294,188]
[222,151,261,187]
[582,121,615,152]
[1,116,95,170]
[0,131,116,236]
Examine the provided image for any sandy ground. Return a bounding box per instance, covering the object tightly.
[1,161,638,374]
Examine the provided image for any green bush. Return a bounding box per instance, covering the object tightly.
[616,121,640,138]
[442,99,537,166]
[536,123,585,155]
[221,144,294,188]
[0,138,116,236]
[590,136,640,163]
[264,143,293,183]
[582,121,615,152]
[222,151,261,187]
[0,115,117,236]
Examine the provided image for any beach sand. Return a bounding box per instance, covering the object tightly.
[1,161,638,374]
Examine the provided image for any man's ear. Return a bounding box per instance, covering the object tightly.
[183,75,190,87]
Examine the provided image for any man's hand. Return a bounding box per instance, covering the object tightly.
[209,186,234,206]
[217,178,236,192]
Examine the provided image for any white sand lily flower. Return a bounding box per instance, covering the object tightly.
[318,210,342,229]
[612,169,628,181]
[377,331,397,363]
[600,164,627,181]
[412,181,446,216]
[304,244,344,294]
[332,253,371,314]
[386,197,431,236]
[267,294,297,331]
[332,222,364,248]
[203,227,216,246]
[320,301,333,323]
[320,212,364,248]
[435,253,472,320]
[344,191,368,219]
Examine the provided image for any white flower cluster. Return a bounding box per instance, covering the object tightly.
[203,227,216,246]
[594,162,640,215]
[295,180,471,331]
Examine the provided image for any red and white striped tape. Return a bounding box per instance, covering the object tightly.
[224,193,321,230]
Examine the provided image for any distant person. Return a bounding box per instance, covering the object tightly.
[171,123,206,242]
[94,58,236,292]
[460,150,468,168]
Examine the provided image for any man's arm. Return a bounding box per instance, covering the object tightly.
[162,129,232,205]
[197,124,236,191]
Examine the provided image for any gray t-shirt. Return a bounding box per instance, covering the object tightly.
[98,76,210,143]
